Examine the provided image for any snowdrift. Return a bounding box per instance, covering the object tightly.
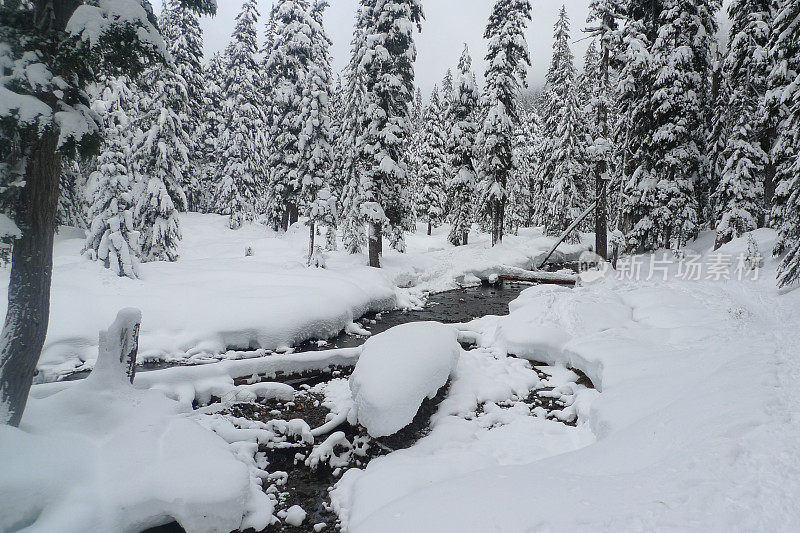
[349,322,460,437]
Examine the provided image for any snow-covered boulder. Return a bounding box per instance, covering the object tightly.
[349,322,460,437]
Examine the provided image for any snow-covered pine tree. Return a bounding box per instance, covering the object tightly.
[302,0,337,264]
[616,0,661,253]
[417,85,449,235]
[578,39,601,129]
[133,60,190,262]
[339,3,373,255]
[447,45,481,246]
[649,0,720,249]
[585,0,624,259]
[198,52,226,213]
[507,119,534,234]
[354,0,424,267]
[480,0,533,246]
[540,5,588,243]
[85,77,141,279]
[161,0,206,211]
[265,0,319,232]
[769,0,800,287]
[711,0,772,248]
[58,159,88,229]
[216,0,265,230]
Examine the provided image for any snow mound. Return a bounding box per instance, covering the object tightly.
[0,380,256,532]
[349,322,460,437]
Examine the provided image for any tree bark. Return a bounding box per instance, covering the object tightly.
[307,222,316,266]
[427,221,432,236]
[491,198,505,246]
[0,131,61,427]
[368,221,381,268]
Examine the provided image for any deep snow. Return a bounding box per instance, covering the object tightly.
[331,229,800,532]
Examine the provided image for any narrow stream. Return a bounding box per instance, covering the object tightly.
[146,279,590,533]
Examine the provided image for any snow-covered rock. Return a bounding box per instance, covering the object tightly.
[349,322,460,437]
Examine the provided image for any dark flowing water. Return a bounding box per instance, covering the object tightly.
[297,280,535,352]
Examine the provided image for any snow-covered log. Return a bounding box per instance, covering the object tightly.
[349,322,460,437]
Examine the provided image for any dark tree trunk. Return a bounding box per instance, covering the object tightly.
[0,131,61,427]
[427,221,432,236]
[307,223,316,266]
[368,221,381,268]
[288,203,299,227]
[463,231,469,246]
[491,198,505,246]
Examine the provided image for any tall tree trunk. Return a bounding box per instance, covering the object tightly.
[427,221,432,236]
[368,221,381,268]
[463,230,469,246]
[0,131,61,427]
[595,24,612,261]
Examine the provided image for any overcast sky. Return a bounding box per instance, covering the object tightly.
[157,0,596,95]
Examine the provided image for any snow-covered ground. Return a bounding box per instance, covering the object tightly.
[0,213,585,381]
[4,218,797,532]
[331,228,800,532]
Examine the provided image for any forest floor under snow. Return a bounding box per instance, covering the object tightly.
[1,217,799,532]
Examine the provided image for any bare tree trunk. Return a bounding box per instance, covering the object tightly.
[288,203,299,227]
[0,131,61,427]
[307,222,316,266]
[463,231,469,246]
[368,222,381,268]
[427,221,432,236]
[491,198,505,246]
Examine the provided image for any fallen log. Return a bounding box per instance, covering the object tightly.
[480,266,578,287]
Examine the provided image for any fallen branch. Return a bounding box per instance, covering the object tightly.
[481,266,578,287]
[311,408,350,438]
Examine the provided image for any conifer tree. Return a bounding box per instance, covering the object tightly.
[648,0,720,249]
[417,86,449,235]
[265,0,319,231]
[769,0,800,287]
[133,62,189,262]
[480,0,533,246]
[540,6,588,242]
[216,0,265,230]
[162,0,206,211]
[712,0,771,248]
[58,159,88,229]
[616,0,662,252]
[585,0,623,258]
[339,4,373,255]
[448,45,481,246]
[198,52,227,213]
[353,0,424,267]
[85,77,141,278]
[302,0,337,264]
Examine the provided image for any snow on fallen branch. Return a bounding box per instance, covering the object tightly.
[134,347,362,406]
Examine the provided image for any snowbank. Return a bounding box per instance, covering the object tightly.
[5,214,396,381]
[0,357,265,532]
[349,322,460,437]
[13,215,582,382]
[336,230,800,532]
